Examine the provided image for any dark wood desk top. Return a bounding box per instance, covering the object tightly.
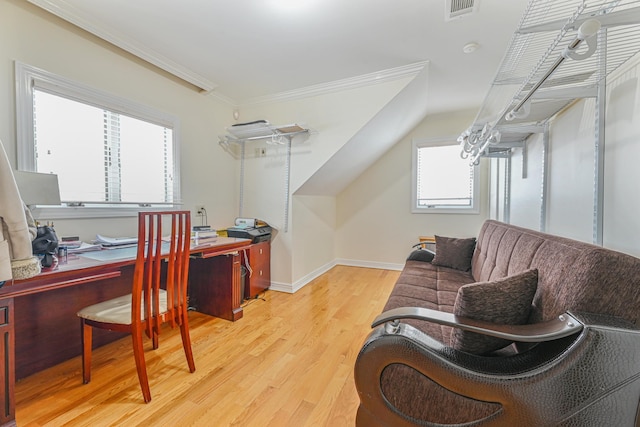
[0,237,252,299]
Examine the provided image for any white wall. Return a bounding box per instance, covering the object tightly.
[489,157,508,223]
[603,59,640,257]
[290,195,336,289]
[498,55,640,258]
[336,108,490,267]
[509,132,544,230]
[546,99,596,242]
[235,79,413,285]
[0,1,237,241]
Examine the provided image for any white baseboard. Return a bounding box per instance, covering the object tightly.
[267,282,293,293]
[268,258,403,294]
[335,258,404,271]
[268,260,337,294]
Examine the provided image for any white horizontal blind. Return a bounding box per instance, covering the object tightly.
[33,88,174,205]
[416,144,474,208]
[15,62,181,218]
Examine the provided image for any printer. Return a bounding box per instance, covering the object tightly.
[226,218,272,243]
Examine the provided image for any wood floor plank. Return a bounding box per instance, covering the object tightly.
[15,265,399,426]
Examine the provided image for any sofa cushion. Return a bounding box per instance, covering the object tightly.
[384,260,475,343]
[431,235,476,272]
[450,268,538,355]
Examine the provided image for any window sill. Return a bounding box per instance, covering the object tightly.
[411,207,480,215]
[31,205,172,220]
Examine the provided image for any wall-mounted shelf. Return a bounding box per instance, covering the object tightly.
[460,0,640,164]
[219,120,309,147]
[218,120,312,233]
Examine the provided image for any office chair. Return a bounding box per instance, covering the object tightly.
[77,211,195,402]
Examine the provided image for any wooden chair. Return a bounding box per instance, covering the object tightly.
[77,211,195,402]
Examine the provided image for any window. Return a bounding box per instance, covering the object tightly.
[412,139,479,213]
[15,62,181,219]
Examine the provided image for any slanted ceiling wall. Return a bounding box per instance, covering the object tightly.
[336,108,490,269]
[236,76,421,287]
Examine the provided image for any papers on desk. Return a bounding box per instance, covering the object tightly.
[57,234,137,254]
[193,230,218,240]
[190,227,218,245]
[58,237,98,253]
[67,242,102,253]
[94,234,138,249]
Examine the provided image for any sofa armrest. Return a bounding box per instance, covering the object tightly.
[372,307,583,343]
[355,316,640,426]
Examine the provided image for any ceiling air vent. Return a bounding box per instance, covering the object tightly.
[445,0,478,21]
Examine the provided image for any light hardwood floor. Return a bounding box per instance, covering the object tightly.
[15,265,399,426]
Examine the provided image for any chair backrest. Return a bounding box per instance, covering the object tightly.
[132,211,191,334]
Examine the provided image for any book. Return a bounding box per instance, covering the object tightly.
[193,230,218,240]
[94,234,138,247]
[67,242,102,253]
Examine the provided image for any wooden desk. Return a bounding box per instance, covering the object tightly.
[0,237,251,426]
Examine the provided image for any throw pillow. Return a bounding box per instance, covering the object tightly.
[450,269,538,355]
[431,235,476,272]
[406,249,435,263]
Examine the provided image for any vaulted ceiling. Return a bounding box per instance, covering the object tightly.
[28,0,532,197]
[28,0,530,113]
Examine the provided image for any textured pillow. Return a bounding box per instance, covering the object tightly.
[406,249,435,263]
[431,235,476,272]
[450,269,538,355]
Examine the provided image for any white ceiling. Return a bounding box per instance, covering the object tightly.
[29,0,531,113]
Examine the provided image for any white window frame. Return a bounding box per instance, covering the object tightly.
[15,61,181,219]
[411,137,479,214]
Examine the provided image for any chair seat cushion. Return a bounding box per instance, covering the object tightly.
[77,289,167,325]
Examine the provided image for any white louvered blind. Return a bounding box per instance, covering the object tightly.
[33,88,175,206]
[416,144,474,209]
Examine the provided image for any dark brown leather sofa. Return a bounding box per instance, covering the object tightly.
[355,220,640,426]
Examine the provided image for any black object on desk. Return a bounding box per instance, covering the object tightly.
[227,218,272,243]
[227,226,271,243]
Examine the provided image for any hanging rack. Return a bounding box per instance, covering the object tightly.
[459,0,640,164]
[219,120,311,232]
[220,120,309,145]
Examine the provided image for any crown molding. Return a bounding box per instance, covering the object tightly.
[239,61,429,107]
[27,0,218,92]
[205,90,238,107]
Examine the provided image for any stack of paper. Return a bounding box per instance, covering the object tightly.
[190,226,218,244]
[94,234,138,249]
[67,242,102,253]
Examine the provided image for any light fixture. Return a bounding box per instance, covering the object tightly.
[463,42,479,54]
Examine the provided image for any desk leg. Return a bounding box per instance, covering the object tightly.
[189,253,243,321]
[0,298,15,426]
